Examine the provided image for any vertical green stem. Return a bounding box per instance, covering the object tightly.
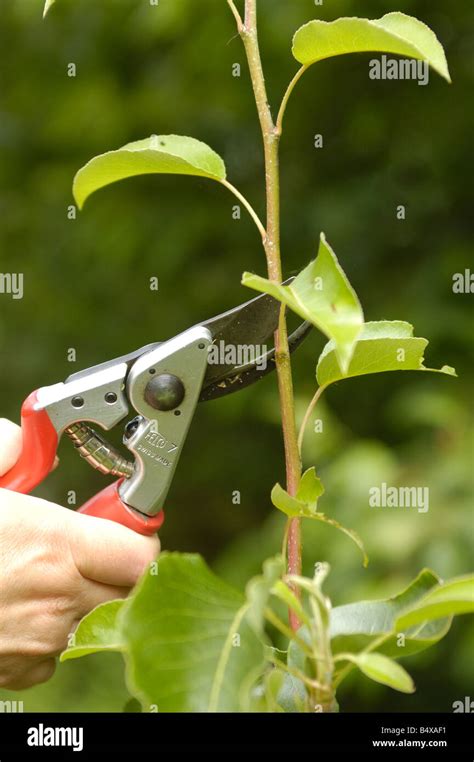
[239,0,302,629]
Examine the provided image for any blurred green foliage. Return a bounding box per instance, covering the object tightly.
[0,0,472,712]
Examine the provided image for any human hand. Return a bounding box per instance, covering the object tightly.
[0,418,159,690]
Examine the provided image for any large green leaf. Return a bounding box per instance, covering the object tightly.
[396,575,474,630]
[61,553,268,712]
[293,13,450,82]
[243,233,363,373]
[60,600,126,661]
[330,569,451,658]
[121,553,265,712]
[73,135,227,209]
[271,468,367,566]
[317,321,456,388]
[347,652,415,694]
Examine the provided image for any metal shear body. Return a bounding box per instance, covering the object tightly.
[0,288,310,535]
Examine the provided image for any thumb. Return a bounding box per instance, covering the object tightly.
[68,509,160,588]
[0,419,22,476]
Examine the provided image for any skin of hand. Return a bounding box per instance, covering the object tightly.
[0,418,160,690]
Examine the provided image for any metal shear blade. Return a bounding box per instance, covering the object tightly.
[65,282,311,402]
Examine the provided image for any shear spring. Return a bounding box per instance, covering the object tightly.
[66,422,134,479]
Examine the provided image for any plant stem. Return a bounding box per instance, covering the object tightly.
[238,0,302,630]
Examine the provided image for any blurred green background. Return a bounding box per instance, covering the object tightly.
[0,0,472,712]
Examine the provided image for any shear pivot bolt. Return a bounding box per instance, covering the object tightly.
[145,373,185,411]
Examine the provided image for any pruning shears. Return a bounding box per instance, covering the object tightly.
[0,287,310,535]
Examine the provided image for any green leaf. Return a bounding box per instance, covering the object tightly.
[243,233,363,373]
[293,13,450,82]
[296,466,325,505]
[317,320,457,388]
[276,639,309,713]
[73,135,227,209]
[60,553,291,711]
[348,652,415,693]
[262,669,287,712]
[330,569,451,659]
[60,600,126,661]
[271,467,324,518]
[271,469,367,566]
[396,575,474,630]
[121,553,265,712]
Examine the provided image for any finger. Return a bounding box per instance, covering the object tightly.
[31,583,130,658]
[4,658,56,691]
[76,580,130,619]
[0,419,22,476]
[68,511,160,588]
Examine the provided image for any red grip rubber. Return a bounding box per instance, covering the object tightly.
[79,479,164,537]
[0,391,58,493]
[0,392,163,536]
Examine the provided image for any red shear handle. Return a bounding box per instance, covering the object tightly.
[79,479,165,537]
[0,393,163,537]
[0,391,58,494]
